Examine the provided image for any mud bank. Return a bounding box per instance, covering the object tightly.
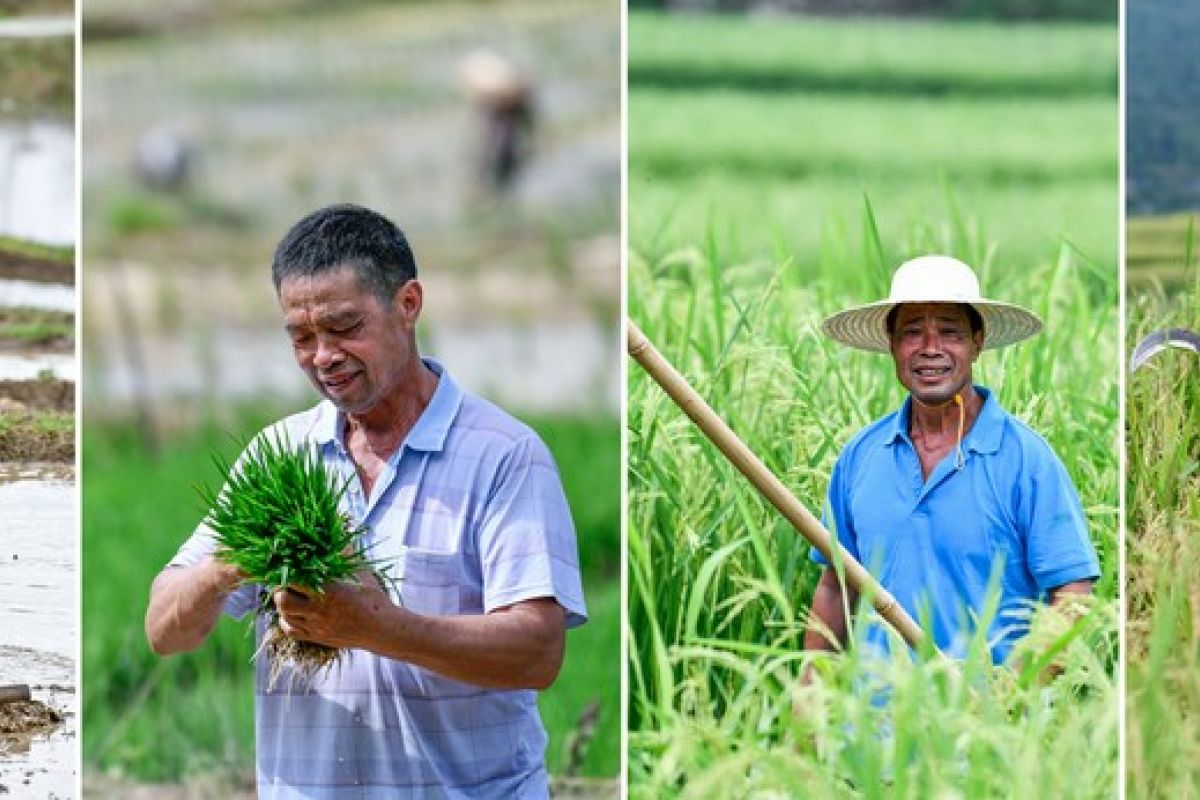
[0,251,73,286]
[0,411,73,462]
[0,699,65,752]
[0,378,73,412]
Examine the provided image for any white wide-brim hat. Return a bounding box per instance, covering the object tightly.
[820,255,1043,353]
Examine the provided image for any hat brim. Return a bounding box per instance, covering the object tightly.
[821,299,1043,352]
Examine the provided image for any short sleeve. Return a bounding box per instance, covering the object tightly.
[477,435,587,628]
[811,450,861,568]
[166,521,258,620]
[1018,445,1100,592]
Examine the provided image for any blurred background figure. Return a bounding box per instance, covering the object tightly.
[131,124,193,194]
[81,1,619,797]
[460,49,536,196]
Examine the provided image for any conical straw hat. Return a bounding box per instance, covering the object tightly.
[820,255,1043,353]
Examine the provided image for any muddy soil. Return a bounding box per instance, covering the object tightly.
[0,375,74,462]
[0,253,73,286]
[0,481,76,794]
[0,412,73,462]
[0,334,72,356]
[0,378,73,413]
[0,700,65,752]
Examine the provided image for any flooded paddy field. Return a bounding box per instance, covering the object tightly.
[0,10,76,797]
[0,480,77,797]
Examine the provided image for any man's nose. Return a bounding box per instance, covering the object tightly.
[919,327,941,351]
[313,336,343,368]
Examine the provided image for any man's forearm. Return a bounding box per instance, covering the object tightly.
[367,599,566,690]
[145,558,243,655]
[804,567,855,652]
[276,582,568,690]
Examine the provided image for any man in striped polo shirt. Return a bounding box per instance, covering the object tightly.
[146,204,587,798]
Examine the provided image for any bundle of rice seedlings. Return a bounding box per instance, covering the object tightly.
[198,430,378,685]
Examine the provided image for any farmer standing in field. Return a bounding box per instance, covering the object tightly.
[804,255,1098,663]
[145,203,587,798]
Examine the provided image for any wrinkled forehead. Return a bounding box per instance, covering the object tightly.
[892,302,973,327]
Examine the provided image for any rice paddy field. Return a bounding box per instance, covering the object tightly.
[628,12,1118,798]
[1126,212,1200,797]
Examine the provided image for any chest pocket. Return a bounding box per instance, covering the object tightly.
[394,547,463,615]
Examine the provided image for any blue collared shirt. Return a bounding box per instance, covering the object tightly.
[171,360,587,799]
[812,386,1098,664]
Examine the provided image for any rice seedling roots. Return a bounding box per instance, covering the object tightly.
[261,618,340,688]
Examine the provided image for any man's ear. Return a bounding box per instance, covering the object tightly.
[391,279,423,330]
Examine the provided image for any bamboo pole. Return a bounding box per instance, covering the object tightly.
[628,319,932,653]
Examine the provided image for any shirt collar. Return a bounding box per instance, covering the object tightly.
[311,357,462,453]
[886,384,1004,454]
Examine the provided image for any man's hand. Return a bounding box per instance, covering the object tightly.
[274,573,391,650]
[1049,579,1094,607]
[274,576,568,691]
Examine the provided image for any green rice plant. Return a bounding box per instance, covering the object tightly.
[629,12,1115,97]
[198,430,376,685]
[628,11,1117,791]
[627,225,1117,796]
[1125,228,1200,797]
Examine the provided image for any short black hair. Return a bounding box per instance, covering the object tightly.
[271,204,417,306]
[885,303,984,338]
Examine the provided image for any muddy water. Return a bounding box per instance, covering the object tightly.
[0,480,77,796]
[0,121,74,247]
[94,320,618,413]
[0,278,74,313]
[0,352,75,382]
[0,17,74,39]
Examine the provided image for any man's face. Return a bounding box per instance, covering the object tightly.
[280,265,420,416]
[889,303,983,406]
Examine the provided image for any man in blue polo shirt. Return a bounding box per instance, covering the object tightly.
[145,204,586,798]
[804,255,1098,664]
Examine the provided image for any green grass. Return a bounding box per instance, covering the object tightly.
[83,403,619,780]
[0,308,73,345]
[1125,227,1200,797]
[539,579,620,776]
[629,12,1116,798]
[1127,213,1200,291]
[630,13,1115,96]
[0,409,73,461]
[0,37,72,117]
[632,92,1113,184]
[0,236,74,265]
[628,14,1117,273]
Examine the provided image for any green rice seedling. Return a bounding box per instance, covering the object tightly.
[198,430,377,686]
